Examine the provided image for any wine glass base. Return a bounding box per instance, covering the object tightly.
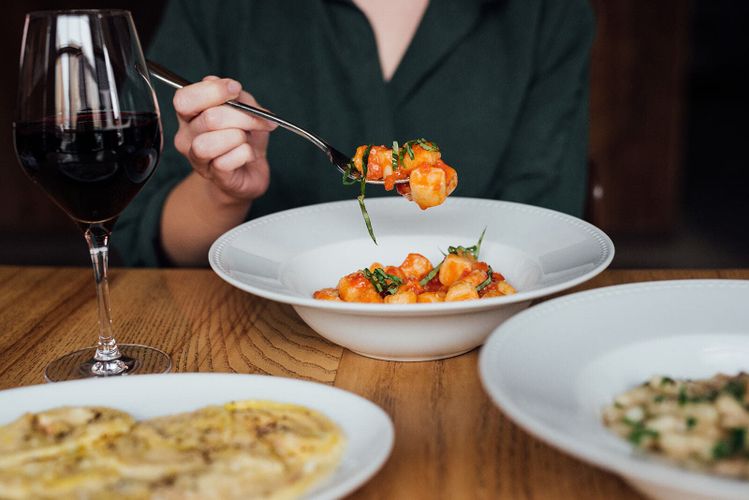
[44,344,171,382]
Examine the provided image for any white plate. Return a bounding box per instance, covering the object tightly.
[0,373,394,500]
[479,280,749,500]
[209,197,614,360]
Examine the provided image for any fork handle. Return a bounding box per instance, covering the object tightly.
[146,60,330,154]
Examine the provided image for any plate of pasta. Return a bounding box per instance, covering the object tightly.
[209,197,614,360]
[479,280,749,500]
[0,373,394,499]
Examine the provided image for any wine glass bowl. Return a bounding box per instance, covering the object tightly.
[13,112,161,228]
[13,9,171,381]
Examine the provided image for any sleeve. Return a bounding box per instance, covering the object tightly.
[489,0,595,217]
[112,0,218,267]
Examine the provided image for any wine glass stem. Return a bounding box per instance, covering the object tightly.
[84,224,127,375]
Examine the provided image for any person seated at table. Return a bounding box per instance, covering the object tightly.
[114,0,595,267]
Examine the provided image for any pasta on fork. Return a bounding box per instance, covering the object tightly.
[350,139,458,209]
[344,139,458,242]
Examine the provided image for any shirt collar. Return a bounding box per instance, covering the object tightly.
[387,0,494,104]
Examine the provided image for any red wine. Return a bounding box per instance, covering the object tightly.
[13,112,162,224]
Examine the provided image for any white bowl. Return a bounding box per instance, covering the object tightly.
[209,197,614,361]
[479,279,749,500]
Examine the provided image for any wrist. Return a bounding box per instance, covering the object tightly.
[192,172,253,212]
[161,173,254,266]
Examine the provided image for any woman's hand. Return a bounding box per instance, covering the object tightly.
[172,76,277,206]
[160,76,277,266]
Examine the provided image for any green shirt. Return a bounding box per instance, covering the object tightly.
[115,0,595,266]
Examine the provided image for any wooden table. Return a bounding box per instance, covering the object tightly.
[0,267,746,498]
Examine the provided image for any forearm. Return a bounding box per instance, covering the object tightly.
[161,172,251,266]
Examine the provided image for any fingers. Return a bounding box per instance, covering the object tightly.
[209,148,270,200]
[188,128,248,168]
[174,77,277,132]
[171,75,275,202]
[211,142,256,172]
[235,90,278,130]
[173,78,242,119]
[190,101,277,135]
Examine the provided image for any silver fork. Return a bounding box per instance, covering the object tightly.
[146,60,403,186]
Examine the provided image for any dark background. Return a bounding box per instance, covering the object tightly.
[1,0,747,268]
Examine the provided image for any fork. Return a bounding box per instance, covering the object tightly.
[146,60,403,186]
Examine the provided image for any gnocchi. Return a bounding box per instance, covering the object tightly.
[313,232,516,304]
[350,139,458,210]
[344,139,459,243]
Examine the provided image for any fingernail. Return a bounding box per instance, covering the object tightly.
[227,80,241,94]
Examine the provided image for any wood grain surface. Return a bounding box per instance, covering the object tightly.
[0,267,746,499]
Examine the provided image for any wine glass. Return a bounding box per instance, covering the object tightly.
[13,10,171,381]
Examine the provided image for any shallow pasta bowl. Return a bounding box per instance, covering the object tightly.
[479,280,749,500]
[209,197,614,361]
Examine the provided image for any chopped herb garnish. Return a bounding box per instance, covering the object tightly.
[391,141,399,170]
[723,380,746,401]
[342,160,359,185]
[686,416,697,429]
[627,422,659,445]
[732,427,746,452]
[660,376,676,386]
[418,262,442,287]
[362,268,402,295]
[416,138,439,151]
[357,145,377,244]
[713,440,732,460]
[358,196,376,244]
[476,266,493,292]
[654,394,665,403]
[712,429,746,460]
[475,227,487,257]
[678,386,688,406]
[622,417,641,427]
[448,227,487,259]
[342,146,376,242]
[675,385,719,405]
[395,138,439,165]
[404,141,415,160]
[360,145,372,193]
[400,138,440,157]
[703,389,720,402]
[623,417,659,445]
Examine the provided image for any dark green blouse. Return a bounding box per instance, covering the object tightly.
[114,0,595,266]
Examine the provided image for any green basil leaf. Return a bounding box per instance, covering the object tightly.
[342,160,359,185]
[476,266,493,292]
[362,267,402,295]
[448,228,487,259]
[416,138,439,152]
[418,262,442,287]
[360,145,372,198]
[358,194,377,244]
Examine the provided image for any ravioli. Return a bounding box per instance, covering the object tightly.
[0,401,346,499]
[0,406,134,468]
